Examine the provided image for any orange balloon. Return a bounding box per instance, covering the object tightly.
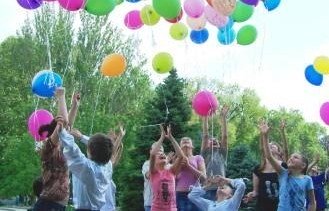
[100,54,126,77]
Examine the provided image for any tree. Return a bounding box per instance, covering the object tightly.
[119,69,192,210]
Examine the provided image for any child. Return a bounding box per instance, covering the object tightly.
[149,125,184,211]
[260,120,316,211]
[201,106,229,200]
[188,176,246,211]
[33,87,70,211]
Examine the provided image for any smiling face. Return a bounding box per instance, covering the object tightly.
[216,185,233,199]
[269,142,282,159]
[155,151,167,166]
[208,137,220,149]
[287,153,308,173]
[180,137,194,149]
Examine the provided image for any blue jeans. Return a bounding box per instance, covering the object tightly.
[144,206,151,211]
[176,192,200,211]
[33,198,66,211]
[203,189,217,201]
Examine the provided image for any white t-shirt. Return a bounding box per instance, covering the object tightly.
[142,160,152,206]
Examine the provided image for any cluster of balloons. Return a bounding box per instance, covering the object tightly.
[192,90,218,116]
[304,55,329,125]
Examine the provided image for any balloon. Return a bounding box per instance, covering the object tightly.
[204,5,228,27]
[17,0,42,9]
[212,0,236,16]
[320,102,329,125]
[219,17,234,32]
[231,1,254,22]
[140,5,160,26]
[28,109,54,141]
[192,90,218,116]
[85,0,116,16]
[183,0,204,18]
[124,10,143,30]
[186,15,207,30]
[32,70,63,98]
[190,28,209,44]
[152,0,181,19]
[100,54,126,77]
[241,0,259,6]
[116,0,124,4]
[206,0,212,6]
[313,56,329,75]
[237,25,257,45]
[263,0,280,11]
[217,29,236,45]
[165,9,183,23]
[152,52,174,74]
[304,65,323,86]
[170,23,189,40]
[126,0,141,2]
[58,0,85,11]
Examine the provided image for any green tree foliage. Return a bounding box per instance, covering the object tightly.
[119,69,192,211]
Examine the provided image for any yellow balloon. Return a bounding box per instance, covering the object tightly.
[100,53,126,77]
[314,56,329,75]
[170,23,188,40]
[140,5,160,26]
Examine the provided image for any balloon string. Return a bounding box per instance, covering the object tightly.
[89,76,103,135]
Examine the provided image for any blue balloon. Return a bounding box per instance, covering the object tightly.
[263,0,281,11]
[217,29,236,45]
[190,29,209,44]
[219,17,234,32]
[32,70,63,98]
[126,0,140,2]
[305,65,323,86]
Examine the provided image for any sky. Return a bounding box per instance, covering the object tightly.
[2,0,329,126]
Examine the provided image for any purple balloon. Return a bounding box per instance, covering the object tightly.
[320,102,329,125]
[241,0,259,6]
[192,90,219,116]
[17,0,43,9]
[28,109,54,141]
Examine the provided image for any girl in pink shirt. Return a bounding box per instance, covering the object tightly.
[150,125,184,211]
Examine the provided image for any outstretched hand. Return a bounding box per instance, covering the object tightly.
[220,105,229,119]
[71,91,81,106]
[55,87,65,98]
[164,125,174,140]
[280,119,286,130]
[259,120,270,135]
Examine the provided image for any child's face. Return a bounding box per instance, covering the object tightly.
[288,153,305,170]
[216,185,232,198]
[208,138,220,148]
[155,151,167,165]
[180,138,193,149]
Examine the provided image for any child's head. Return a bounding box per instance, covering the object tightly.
[287,153,308,174]
[38,119,58,139]
[155,151,168,166]
[269,142,283,160]
[310,165,319,176]
[32,176,43,198]
[216,183,234,199]
[87,133,113,165]
[180,137,194,149]
[208,137,220,149]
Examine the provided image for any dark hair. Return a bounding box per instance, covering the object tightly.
[32,177,43,197]
[88,133,113,165]
[38,119,57,138]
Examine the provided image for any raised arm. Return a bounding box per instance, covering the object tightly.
[111,125,126,166]
[150,125,165,174]
[307,154,320,174]
[201,116,209,153]
[279,120,289,163]
[260,121,282,173]
[68,92,80,129]
[220,105,229,154]
[55,87,69,125]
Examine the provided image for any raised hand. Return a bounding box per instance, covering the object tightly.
[70,128,83,139]
[165,125,174,140]
[243,191,257,203]
[259,120,270,135]
[167,151,176,164]
[71,92,81,106]
[55,87,65,98]
[119,124,126,138]
[220,105,229,119]
[280,119,286,130]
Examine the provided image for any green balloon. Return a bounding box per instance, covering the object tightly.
[85,0,116,16]
[152,52,174,74]
[152,0,181,19]
[140,5,160,26]
[237,25,257,45]
[231,1,254,22]
[170,23,188,40]
[115,0,123,5]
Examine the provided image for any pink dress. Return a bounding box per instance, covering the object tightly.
[150,168,177,211]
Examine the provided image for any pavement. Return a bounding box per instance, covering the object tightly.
[0,207,30,211]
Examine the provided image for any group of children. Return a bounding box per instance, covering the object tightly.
[142,110,329,211]
[32,87,328,211]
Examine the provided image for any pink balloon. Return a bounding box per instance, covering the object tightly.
[183,0,204,18]
[58,0,85,11]
[28,109,54,141]
[192,90,218,116]
[320,102,329,125]
[124,10,143,30]
[204,5,228,27]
